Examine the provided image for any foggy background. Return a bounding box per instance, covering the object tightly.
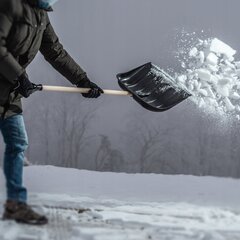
[1,0,240,177]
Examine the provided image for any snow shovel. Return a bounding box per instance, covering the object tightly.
[117,62,191,112]
[34,62,191,112]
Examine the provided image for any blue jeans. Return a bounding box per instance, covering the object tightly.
[0,114,28,203]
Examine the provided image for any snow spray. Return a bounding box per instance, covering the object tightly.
[175,33,240,127]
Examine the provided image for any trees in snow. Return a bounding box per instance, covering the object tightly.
[95,135,124,172]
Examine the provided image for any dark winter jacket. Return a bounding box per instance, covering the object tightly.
[0,0,86,118]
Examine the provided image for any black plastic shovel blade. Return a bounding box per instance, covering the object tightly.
[117,62,191,112]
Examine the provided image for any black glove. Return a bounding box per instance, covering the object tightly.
[77,75,104,98]
[14,72,36,98]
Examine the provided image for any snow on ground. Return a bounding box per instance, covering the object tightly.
[0,166,240,240]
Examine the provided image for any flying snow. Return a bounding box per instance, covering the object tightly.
[176,38,240,119]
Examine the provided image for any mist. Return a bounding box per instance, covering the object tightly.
[1,0,240,177]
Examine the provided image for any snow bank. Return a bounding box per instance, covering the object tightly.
[1,166,240,208]
[176,38,240,118]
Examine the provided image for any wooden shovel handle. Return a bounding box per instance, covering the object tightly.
[40,85,132,96]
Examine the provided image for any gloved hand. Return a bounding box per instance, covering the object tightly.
[14,72,36,98]
[77,75,104,98]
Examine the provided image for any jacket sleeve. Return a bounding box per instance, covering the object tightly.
[0,0,25,84]
[40,14,86,85]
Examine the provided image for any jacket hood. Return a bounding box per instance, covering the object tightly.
[26,0,53,11]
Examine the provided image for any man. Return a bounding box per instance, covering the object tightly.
[0,0,103,225]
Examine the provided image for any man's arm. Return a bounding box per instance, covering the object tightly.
[40,14,86,85]
[0,0,25,84]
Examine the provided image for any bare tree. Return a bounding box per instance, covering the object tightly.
[51,96,98,168]
[95,135,124,172]
[137,122,172,173]
[124,117,173,173]
[95,135,111,171]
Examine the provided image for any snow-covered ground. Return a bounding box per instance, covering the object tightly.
[0,166,240,240]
